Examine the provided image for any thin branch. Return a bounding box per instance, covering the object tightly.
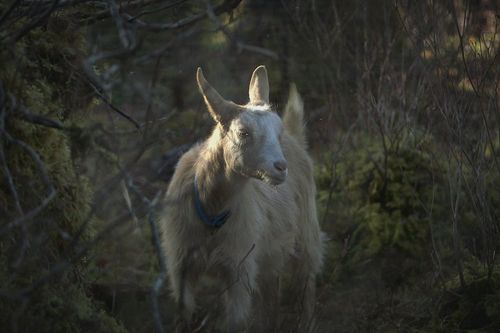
[142,53,163,138]
[107,0,135,49]
[0,84,23,216]
[450,1,479,98]
[133,25,199,65]
[149,196,167,333]
[80,0,165,25]
[0,208,135,300]
[203,0,279,59]
[450,2,500,173]
[121,0,243,32]
[6,0,60,44]
[123,10,205,31]
[0,139,23,215]
[85,78,142,130]
[0,130,57,235]
[121,174,166,332]
[128,0,187,21]
[0,92,57,237]
[0,0,22,27]
[15,103,66,130]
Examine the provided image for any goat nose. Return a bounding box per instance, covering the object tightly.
[274,160,287,172]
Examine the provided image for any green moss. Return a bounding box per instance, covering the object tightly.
[0,9,126,332]
[1,284,127,333]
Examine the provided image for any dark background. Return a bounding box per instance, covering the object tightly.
[1,0,499,332]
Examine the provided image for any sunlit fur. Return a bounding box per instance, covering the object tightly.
[160,67,323,332]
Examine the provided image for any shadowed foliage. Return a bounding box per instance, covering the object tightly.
[1,0,500,332]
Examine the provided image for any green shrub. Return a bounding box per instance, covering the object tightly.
[316,130,500,332]
[318,131,446,281]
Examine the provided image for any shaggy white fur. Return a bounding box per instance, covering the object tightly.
[160,66,323,333]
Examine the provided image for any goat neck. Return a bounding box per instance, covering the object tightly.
[194,128,246,218]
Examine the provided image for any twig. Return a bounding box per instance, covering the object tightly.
[107,0,135,49]
[0,130,56,235]
[216,243,256,297]
[120,0,243,32]
[149,195,168,333]
[6,0,59,44]
[92,83,142,130]
[133,25,199,65]
[0,0,22,27]
[0,85,31,269]
[1,208,136,300]
[15,103,66,130]
[142,52,163,138]
[80,0,164,25]
[0,85,56,239]
[128,0,187,21]
[122,174,166,332]
[203,0,279,59]
[0,85,23,216]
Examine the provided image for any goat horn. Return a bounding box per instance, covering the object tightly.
[196,68,239,126]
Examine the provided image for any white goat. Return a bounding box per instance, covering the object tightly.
[160,65,323,332]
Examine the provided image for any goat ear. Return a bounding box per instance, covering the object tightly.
[248,65,269,105]
[197,67,238,127]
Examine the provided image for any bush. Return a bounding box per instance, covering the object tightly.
[318,131,445,283]
[316,129,500,332]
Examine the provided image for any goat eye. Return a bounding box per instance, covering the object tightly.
[238,129,250,138]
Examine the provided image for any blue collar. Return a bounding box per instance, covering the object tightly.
[193,174,231,228]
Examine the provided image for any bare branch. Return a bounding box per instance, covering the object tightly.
[120,0,243,32]
[0,130,57,235]
[203,0,279,59]
[5,0,59,44]
[121,173,166,332]
[0,0,22,27]
[83,75,142,130]
[107,0,135,49]
[129,0,188,21]
[15,103,66,130]
[80,0,167,25]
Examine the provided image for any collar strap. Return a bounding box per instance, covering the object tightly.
[193,174,231,228]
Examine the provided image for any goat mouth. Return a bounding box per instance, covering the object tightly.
[262,173,286,186]
[248,169,286,186]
